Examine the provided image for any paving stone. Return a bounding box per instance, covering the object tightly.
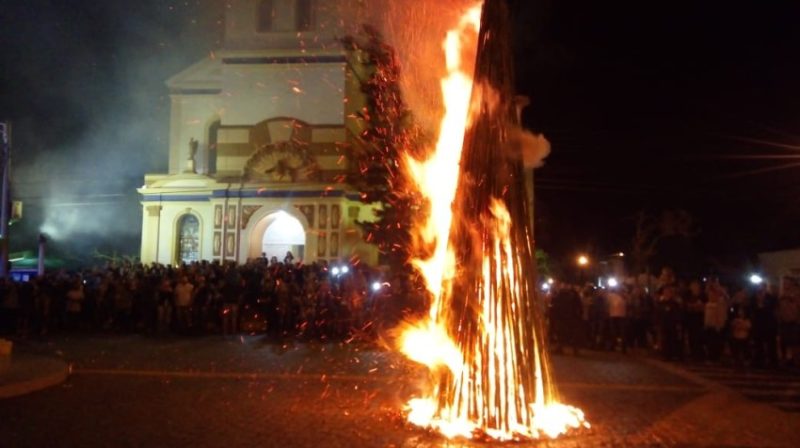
[0,336,797,447]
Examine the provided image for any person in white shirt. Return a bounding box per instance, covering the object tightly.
[606,287,628,353]
[173,276,195,333]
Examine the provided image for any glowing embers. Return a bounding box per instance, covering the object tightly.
[397,0,588,441]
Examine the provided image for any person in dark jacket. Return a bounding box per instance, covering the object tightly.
[751,285,778,368]
[656,285,683,361]
[550,283,584,354]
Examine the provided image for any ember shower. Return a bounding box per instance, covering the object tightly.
[398,0,587,440]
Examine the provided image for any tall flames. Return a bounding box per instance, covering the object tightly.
[398,0,588,441]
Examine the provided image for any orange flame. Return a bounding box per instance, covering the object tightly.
[399,1,588,441]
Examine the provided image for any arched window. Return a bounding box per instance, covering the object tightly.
[296,0,313,31]
[257,0,274,32]
[177,214,200,264]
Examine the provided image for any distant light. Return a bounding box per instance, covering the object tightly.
[331,267,341,276]
[577,255,589,266]
[616,252,625,257]
[372,282,382,292]
[749,274,764,285]
[341,265,350,274]
[541,282,551,291]
[547,277,555,285]
[607,277,619,288]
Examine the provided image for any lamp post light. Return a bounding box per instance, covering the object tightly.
[576,254,590,284]
[748,273,764,286]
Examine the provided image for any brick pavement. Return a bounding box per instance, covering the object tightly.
[0,336,798,447]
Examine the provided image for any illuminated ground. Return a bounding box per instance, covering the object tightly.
[1,336,798,447]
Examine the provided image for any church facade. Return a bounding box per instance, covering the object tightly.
[138,0,380,266]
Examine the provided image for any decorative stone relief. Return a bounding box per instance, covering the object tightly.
[241,205,260,229]
[330,232,339,257]
[317,232,327,257]
[331,205,341,229]
[214,205,223,229]
[296,204,315,228]
[213,232,221,256]
[318,205,328,229]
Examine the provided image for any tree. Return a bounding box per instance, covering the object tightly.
[630,209,701,277]
[341,26,425,269]
[630,210,659,275]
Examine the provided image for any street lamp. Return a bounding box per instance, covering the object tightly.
[749,273,764,285]
[576,255,590,284]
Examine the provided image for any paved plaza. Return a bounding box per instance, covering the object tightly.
[1,336,799,447]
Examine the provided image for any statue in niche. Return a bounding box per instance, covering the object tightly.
[189,138,199,160]
[186,138,199,173]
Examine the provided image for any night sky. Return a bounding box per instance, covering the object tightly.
[1,1,799,269]
[512,0,800,268]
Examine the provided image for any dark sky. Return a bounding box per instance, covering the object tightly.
[0,0,220,259]
[1,0,799,267]
[511,0,800,266]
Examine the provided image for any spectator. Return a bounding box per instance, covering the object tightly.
[777,292,798,366]
[550,283,583,355]
[221,272,242,336]
[627,285,651,352]
[0,279,19,335]
[703,283,728,362]
[193,275,212,333]
[730,307,752,369]
[684,280,706,362]
[606,285,628,353]
[17,280,35,337]
[751,285,778,368]
[588,287,607,349]
[174,276,195,333]
[156,277,174,334]
[655,285,683,361]
[65,280,85,331]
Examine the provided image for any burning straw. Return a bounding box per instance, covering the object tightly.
[398,0,588,441]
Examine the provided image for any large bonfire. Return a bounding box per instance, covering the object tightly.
[397,0,588,441]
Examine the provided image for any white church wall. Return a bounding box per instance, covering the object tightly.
[224,0,349,51]
[144,202,213,265]
[221,63,345,125]
[168,94,222,174]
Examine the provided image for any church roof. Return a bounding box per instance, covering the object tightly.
[166,56,223,94]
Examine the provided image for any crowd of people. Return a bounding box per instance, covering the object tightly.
[2,258,798,370]
[0,254,414,342]
[546,267,800,369]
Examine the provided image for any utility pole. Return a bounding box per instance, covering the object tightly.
[0,121,10,278]
[514,96,535,236]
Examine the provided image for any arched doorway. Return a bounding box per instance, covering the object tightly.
[256,211,306,262]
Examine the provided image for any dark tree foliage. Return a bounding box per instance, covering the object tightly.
[341,26,425,269]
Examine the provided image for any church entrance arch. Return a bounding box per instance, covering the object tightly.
[247,209,307,262]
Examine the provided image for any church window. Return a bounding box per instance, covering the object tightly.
[257,0,274,32]
[177,214,200,264]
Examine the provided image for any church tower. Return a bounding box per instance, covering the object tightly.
[138,0,378,266]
